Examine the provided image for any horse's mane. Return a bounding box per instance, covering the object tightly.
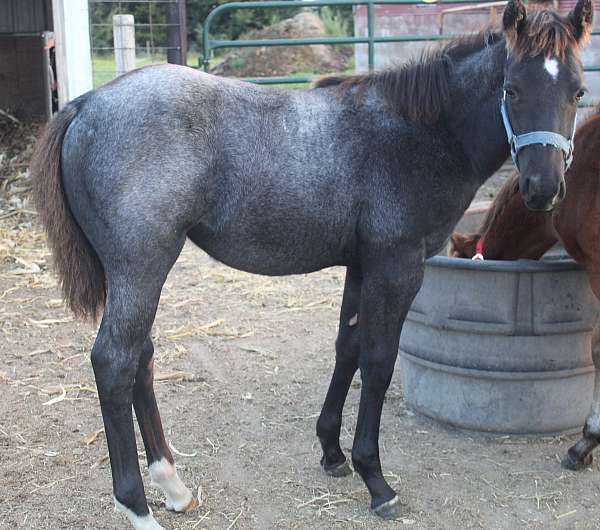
[314,9,582,125]
[313,31,500,125]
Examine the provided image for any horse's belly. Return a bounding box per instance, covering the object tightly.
[187,224,348,276]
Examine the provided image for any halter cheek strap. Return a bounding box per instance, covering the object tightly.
[500,90,577,171]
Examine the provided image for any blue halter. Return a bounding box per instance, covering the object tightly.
[500,90,577,171]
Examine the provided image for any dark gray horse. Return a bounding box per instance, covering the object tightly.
[30,0,592,527]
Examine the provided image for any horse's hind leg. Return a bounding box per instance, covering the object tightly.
[563,318,600,470]
[93,241,185,529]
[133,337,197,512]
[317,266,361,477]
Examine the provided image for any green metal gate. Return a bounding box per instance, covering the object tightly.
[200,0,600,86]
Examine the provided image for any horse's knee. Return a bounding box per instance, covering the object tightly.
[359,355,395,391]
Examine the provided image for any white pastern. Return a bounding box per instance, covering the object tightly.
[149,458,195,512]
[544,57,559,81]
[114,498,165,530]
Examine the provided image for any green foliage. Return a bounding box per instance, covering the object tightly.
[89,1,354,56]
[89,2,168,51]
[186,0,299,51]
[319,6,352,37]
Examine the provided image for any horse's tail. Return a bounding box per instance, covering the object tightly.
[30,96,106,321]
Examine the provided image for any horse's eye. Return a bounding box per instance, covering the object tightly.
[575,89,585,102]
[505,88,517,99]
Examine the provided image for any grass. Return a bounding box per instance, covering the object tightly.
[92,50,203,87]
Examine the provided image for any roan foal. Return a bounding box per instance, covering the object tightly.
[30,1,593,527]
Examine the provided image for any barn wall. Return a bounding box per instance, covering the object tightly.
[0,0,52,34]
[0,0,53,119]
[0,35,47,118]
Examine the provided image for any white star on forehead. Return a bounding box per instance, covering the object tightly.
[544,57,559,81]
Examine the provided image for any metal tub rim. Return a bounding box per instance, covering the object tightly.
[427,255,582,273]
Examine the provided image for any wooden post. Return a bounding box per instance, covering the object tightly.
[167,2,182,65]
[113,14,136,78]
[179,0,188,66]
[52,0,93,108]
[166,0,187,66]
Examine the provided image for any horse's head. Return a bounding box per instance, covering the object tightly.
[448,232,480,258]
[502,0,593,211]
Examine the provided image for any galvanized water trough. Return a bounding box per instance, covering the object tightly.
[399,209,600,435]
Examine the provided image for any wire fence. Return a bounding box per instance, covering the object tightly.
[88,0,186,87]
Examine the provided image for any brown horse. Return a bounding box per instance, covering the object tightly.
[450,105,600,471]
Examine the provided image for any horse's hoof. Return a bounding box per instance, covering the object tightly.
[167,495,199,513]
[322,459,353,477]
[182,496,199,513]
[561,451,593,471]
[372,495,401,520]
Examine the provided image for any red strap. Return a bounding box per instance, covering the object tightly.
[475,238,484,256]
[472,238,485,261]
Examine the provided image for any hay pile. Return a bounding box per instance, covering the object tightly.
[0,113,45,282]
[211,12,352,77]
[0,112,40,219]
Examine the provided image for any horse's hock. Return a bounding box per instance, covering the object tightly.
[399,209,600,435]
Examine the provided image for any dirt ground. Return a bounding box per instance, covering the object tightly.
[2,213,600,530]
[2,119,600,529]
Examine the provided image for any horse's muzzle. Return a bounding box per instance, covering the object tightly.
[521,173,565,212]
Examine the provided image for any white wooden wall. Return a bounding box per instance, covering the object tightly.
[52,0,94,108]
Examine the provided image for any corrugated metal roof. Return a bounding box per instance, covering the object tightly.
[0,0,51,35]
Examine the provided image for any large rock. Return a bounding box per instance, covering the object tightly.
[210,11,351,77]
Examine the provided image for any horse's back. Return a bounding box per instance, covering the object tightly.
[59,65,364,272]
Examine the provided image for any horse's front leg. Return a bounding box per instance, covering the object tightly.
[563,319,600,470]
[352,246,424,519]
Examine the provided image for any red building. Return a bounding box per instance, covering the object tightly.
[354,1,600,100]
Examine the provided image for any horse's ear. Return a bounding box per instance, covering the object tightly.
[447,232,473,258]
[448,232,479,258]
[569,0,594,44]
[503,0,527,40]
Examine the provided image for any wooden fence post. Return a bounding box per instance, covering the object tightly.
[52,0,93,108]
[113,14,136,78]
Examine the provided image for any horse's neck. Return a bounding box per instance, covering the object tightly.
[447,42,510,182]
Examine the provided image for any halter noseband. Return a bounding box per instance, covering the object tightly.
[500,90,577,172]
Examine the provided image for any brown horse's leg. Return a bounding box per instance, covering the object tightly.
[133,339,197,512]
[317,266,361,477]
[563,312,600,470]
